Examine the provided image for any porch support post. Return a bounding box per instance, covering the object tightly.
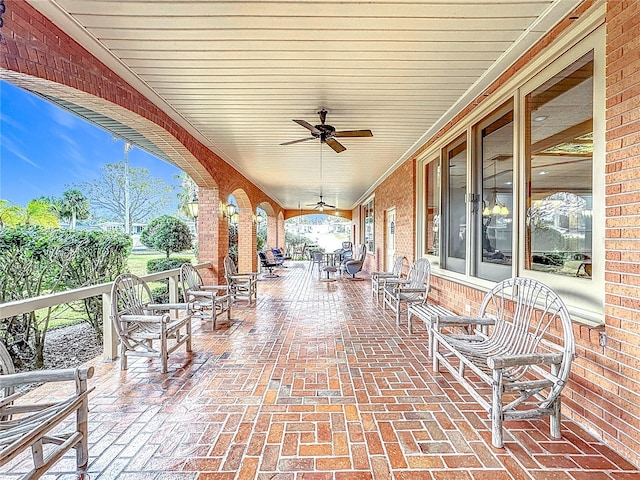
[238,209,257,273]
[198,187,224,284]
[102,292,118,361]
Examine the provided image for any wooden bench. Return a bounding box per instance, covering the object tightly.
[0,342,94,479]
[431,277,575,448]
[407,303,456,355]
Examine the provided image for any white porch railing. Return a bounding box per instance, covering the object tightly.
[0,263,212,361]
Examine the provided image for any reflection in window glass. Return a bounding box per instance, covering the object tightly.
[525,52,593,279]
[363,198,374,253]
[425,159,440,257]
[479,110,513,279]
[445,138,467,273]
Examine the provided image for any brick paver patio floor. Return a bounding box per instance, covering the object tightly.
[3,261,639,479]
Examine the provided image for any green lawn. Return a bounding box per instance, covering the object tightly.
[127,249,196,276]
[43,249,195,329]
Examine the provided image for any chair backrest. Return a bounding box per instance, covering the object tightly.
[311,251,324,262]
[223,255,238,277]
[180,263,202,296]
[355,244,366,262]
[403,258,431,299]
[342,241,353,250]
[391,255,405,276]
[111,273,154,343]
[0,341,15,402]
[478,277,574,400]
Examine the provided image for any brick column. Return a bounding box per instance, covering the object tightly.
[267,216,278,248]
[197,187,224,284]
[237,209,257,273]
[278,213,286,250]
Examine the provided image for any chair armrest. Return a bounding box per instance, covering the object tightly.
[121,314,168,323]
[437,316,495,326]
[487,353,564,370]
[229,273,257,279]
[0,366,94,389]
[382,278,409,286]
[188,290,223,298]
[200,285,229,291]
[147,302,191,310]
[397,287,426,293]
[372,272,395,278]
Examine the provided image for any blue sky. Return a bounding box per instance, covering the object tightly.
[0,80,182,207]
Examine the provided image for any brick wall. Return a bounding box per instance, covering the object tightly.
[367,0,640,466]
[599,0,640,463]
[363,160,416,274]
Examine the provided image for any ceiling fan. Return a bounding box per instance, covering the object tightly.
[280,108,373,153]
[307,194,335,212]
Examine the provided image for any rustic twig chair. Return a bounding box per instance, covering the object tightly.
[382,257,431,325]
[180,263,231,330]
[0,342,94,479]
[431,277,575,447]
[110,273,192,373]
[371,254,405,301]
[223,256,258,304]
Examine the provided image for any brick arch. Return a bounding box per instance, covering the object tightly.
[0,1,283,284]
[227,189,257,273]
[257,202,277,249]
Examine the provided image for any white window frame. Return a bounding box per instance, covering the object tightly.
[415,16,605,325]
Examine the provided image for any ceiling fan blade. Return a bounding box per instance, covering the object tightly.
[325,204,336,209]
[280,137,314,146]
[293,119,321,135]
[334,130,373,138]
[325,138,346,153]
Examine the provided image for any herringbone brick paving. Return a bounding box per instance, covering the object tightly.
[3,261,639,479]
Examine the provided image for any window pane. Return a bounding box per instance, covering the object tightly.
[425,159,440,257]
[445,139,467,273]
[480,110,513,278]
[525,52,593,279]
[363,199,374,253]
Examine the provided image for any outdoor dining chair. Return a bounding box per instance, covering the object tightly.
[180,262,231,330]
[371,254,405,301]
[382,257,431,325]
[110,273,192,373]
[223,255,258,304]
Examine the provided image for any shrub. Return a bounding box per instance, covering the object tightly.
[141,215,192,258]
[146,257,191,274]
[0,226,131,368]
[146,257,191,304]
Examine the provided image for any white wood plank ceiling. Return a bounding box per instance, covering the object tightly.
[28,0,581,210]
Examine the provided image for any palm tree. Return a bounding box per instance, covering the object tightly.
[58,189,90,230]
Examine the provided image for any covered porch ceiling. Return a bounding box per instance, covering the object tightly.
[28,0,581,211]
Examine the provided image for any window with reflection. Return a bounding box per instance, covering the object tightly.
[425,159,440,259]
[477,107,513,281]
[444,136,467,274]
[363,198,374,253]
[525,52,593,279]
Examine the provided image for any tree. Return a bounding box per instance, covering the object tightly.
[22,199,60,228]
[79,162,174,230]
[140,215,192,258]
[176,172,198,220]
[57,189,90,230]
[0,200,22,228]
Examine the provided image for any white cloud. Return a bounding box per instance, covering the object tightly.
[1,135,39,168]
